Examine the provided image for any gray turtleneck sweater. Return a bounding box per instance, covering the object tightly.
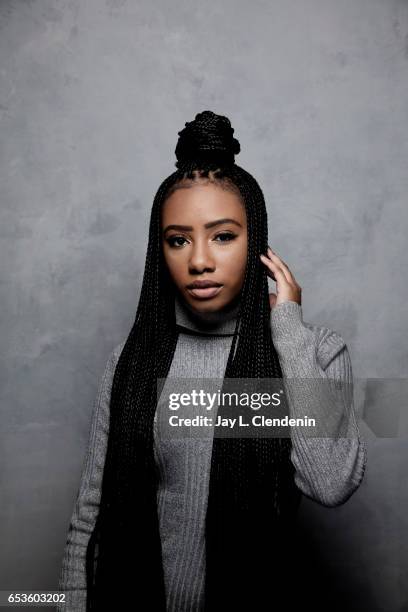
[57,298,367,611]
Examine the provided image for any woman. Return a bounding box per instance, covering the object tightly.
[58,111,367,611]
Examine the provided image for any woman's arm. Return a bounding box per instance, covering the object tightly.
[270,300,367,507]
[57,342,124,612]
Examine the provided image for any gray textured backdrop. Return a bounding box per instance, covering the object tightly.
[1,0,407,610]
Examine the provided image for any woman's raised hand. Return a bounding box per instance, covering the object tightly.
[259,246,302,309]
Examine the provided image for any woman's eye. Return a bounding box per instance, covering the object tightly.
[167,236,188,248]
[166,232,236,248]
[214,232,237,242]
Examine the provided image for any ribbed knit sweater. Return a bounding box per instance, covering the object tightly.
[57,298,367,611]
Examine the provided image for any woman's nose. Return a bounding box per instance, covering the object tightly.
[188,241,215,273]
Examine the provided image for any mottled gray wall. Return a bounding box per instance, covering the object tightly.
[1,0,407,610]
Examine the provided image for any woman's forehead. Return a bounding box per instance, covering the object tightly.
[161,183,246,226]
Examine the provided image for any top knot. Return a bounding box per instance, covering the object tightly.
[174,110,241,173]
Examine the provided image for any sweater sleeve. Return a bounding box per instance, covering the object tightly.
[270,300,367,507]
[57,341,124,611]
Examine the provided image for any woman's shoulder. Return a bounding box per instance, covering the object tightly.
[99,339,127,381]
[110,338,126,367]
[302,319,348,371]
[271,300,347,353]
[302,318,346,347]
[113,338,127,358]
[110,314,349,373]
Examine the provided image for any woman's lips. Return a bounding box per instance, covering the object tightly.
[186,285,223,299]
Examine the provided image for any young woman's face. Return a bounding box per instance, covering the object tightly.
[161,182,248,314]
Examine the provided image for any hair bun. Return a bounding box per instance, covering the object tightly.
[174,110,240,173]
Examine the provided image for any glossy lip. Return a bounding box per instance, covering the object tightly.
[186,280,223,289]
[186,285,223,300]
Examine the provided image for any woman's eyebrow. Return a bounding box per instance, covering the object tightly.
[163,218,243,234]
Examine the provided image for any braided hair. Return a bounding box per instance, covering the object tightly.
[85,111,300,610]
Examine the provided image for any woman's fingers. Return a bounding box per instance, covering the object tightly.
[259,254,286,284]
[260,247,302,307]
[267,247,298,286]
[259,255,276,280]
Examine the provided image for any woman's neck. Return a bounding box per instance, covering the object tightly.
[174,292,240,336]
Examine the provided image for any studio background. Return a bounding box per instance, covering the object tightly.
[1,1,407,610]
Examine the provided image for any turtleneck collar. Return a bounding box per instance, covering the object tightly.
[174,291,240,336]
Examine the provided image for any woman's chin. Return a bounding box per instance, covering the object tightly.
[182,292,236,316]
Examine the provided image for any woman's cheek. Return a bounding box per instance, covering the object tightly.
[165,257,184,286]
